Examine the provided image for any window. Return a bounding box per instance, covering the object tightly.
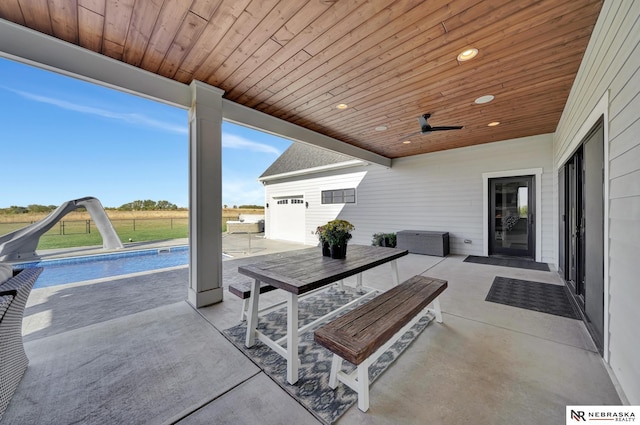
[321,188,356,204]
[276,198,303,205]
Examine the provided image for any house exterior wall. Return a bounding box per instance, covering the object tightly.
[553,0,640,404]
[264,171,368,244]
[264,134,554,262]
[341,134,554,262]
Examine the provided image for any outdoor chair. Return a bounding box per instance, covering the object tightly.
[0,267,43,420]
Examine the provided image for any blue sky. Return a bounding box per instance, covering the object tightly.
[0,57,291,209]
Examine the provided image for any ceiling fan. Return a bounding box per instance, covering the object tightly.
[418,113,463,133]
[398,113,464,142]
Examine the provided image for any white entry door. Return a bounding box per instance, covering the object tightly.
[271,197,305,243]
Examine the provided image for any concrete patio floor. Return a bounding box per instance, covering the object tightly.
[2,239,623,424]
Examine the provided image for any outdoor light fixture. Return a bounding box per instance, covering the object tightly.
[266,203,269,208]
[403,140,411,144]
[375,125,388,131]
[336,103,348,110]
[305,202,309,208]
[457,48,478,62]
[475,95,494,104]
[488,121,500,126]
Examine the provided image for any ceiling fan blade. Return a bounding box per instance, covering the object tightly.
[399,130,422,140]
[424,126,464,132]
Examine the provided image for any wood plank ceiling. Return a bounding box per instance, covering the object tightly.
[0,0,603,159]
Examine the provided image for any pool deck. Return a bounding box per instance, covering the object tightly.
[1,237,625,424]
[32,232,305,261]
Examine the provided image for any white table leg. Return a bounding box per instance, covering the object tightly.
[286,292,299,384]
[356,273,363,293]
[431,298,443,323]
[240,299,248,322]
[329,355,342,389]
[244,279,261,347]
[390,260,400,285]
[357,359,370,412]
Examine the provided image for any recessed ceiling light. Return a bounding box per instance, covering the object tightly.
[457,48,478,62]
[475,95,494,104]
[403,140,411,144]
[336,103,348,110]
[375,125,388,131]
[488,121,500,127]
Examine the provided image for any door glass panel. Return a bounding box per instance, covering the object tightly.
[492,179,530,254]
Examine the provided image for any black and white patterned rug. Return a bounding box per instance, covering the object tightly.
[222,286,434,424]
[485,276,581,319]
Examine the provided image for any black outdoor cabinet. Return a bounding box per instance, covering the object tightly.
[397,230,450,257]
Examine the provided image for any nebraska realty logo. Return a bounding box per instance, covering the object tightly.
[567,406,639,423]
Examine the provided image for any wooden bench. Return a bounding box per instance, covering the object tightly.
[229,278,352,322]
[314,275,447,412]
[228,281,277,321]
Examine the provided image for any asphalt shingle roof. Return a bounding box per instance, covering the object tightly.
[260,142,356,178]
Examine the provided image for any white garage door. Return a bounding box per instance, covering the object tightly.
[271,197,305,243]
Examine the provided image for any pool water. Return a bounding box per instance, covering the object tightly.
[16,246,189,288]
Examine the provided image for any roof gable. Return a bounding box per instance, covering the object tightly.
[260,143,357,179]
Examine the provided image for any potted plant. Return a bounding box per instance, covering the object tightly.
[372,232,397,248]
[317,219,355,259]
[315,224,331,256]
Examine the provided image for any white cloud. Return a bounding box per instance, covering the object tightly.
[222,178,265,206]
[8,88,188,135]
[222,133,281,155]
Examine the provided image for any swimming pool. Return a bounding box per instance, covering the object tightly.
[15,246,190,288]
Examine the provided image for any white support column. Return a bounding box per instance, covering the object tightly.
[187,81,225,308]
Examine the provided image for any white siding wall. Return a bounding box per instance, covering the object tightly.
[342,134,554,262]
[266,134,554,261]
[553,0,640,404]
[264,171,367,244]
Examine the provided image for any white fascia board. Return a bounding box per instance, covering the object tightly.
[0,19,192,109]
[0,18,391,167]
[222,99,391,167]
[259,159,367,183]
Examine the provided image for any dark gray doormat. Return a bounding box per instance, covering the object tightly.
[464,255,550,271]
[485,276,581,319]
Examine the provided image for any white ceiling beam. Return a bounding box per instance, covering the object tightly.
[223,101,391,167]
[0,19,191,108]
[0,18,391,167]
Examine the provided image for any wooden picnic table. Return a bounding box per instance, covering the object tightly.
[238,244,408,384]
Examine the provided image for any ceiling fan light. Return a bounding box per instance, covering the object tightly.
[457,48,478,62]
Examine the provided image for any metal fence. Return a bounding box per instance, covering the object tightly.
[0,218,190,236]
[1,214,253,237]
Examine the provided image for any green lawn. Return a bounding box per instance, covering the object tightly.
[33,218,190,250]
